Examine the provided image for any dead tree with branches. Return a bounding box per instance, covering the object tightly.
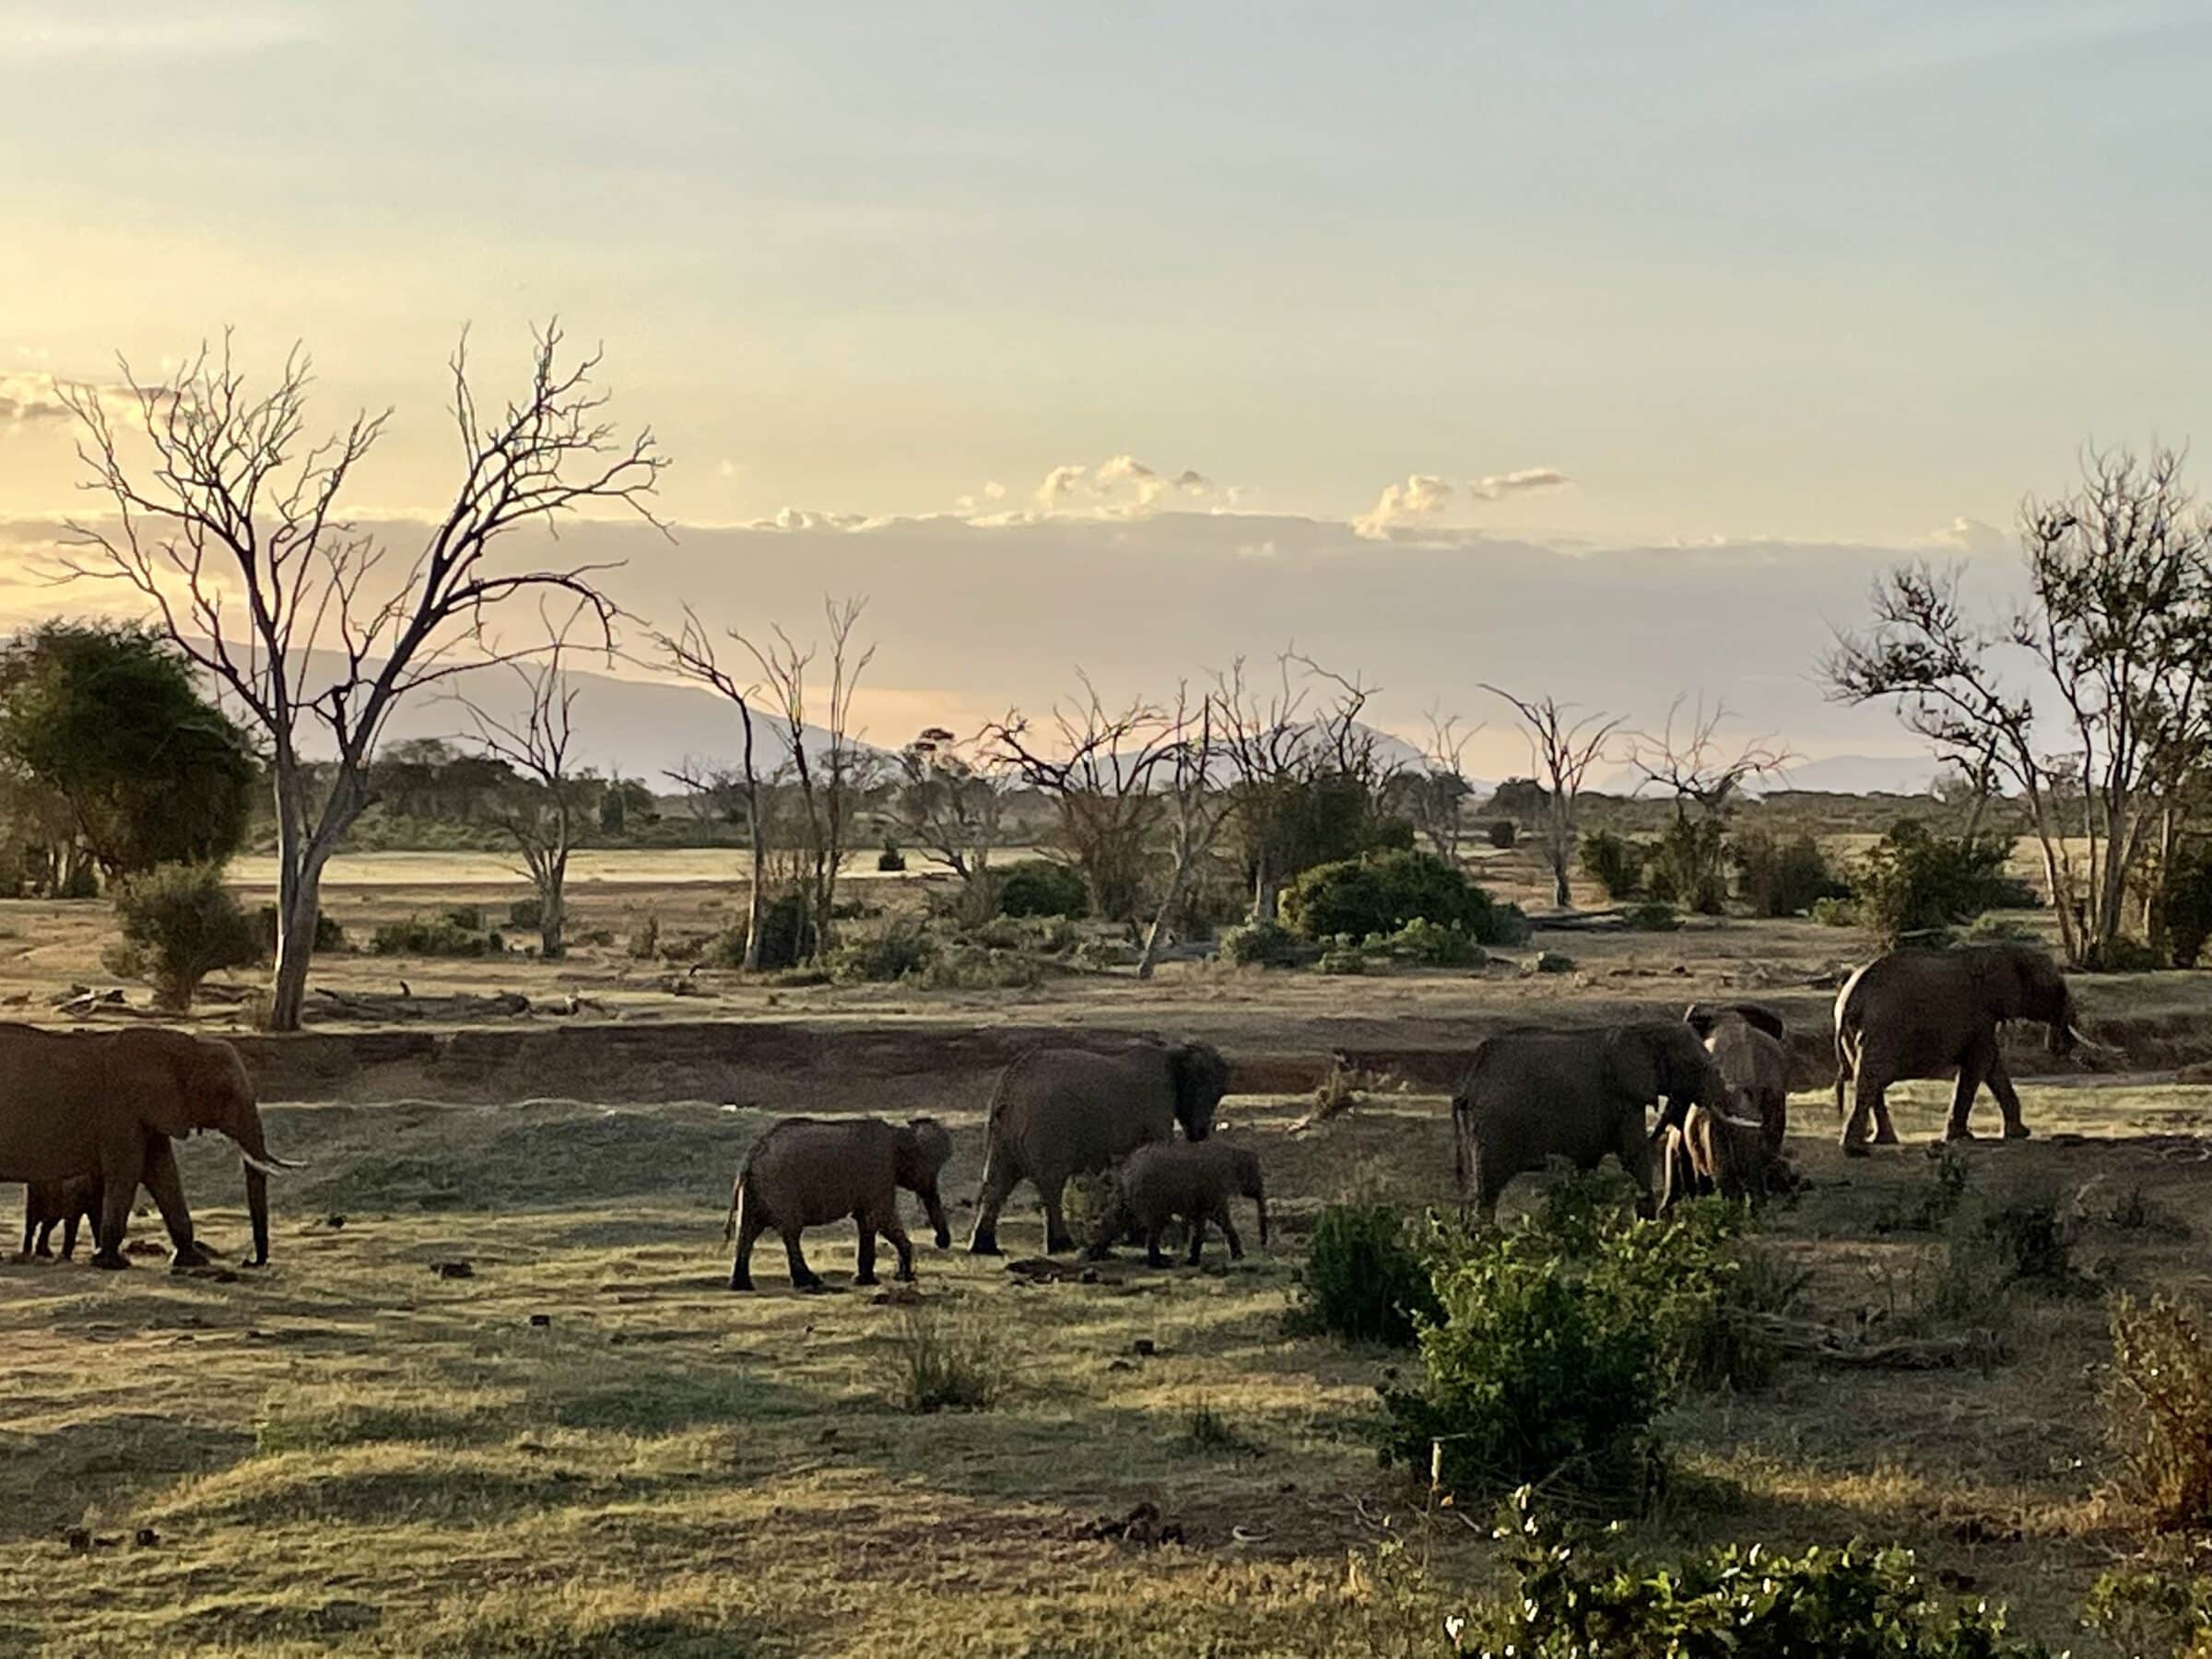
[891,726,1012,914]
[1135,687,1234,979]
[1623,695,1792,913]
[59,325,662,1029]
[655,613,771,971]
[1482,687,1623,909]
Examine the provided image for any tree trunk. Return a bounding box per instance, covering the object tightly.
[1137,861,1195,981]
[1252,851,1276,923]
[268,855,326,1032]
[539,883,566,961]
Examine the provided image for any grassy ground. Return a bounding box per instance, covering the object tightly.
[5,1077,2212,1654]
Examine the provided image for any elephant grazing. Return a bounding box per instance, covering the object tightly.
[21,1174,100,1260]
[1450,1021,1735,1219]
[0,1026,300,1269]
[1656,1104,1791,1213]
[968,1038,1230,1256]
[1833,943,2086,1154]
[725,1116,954,1292]
[1685,1003,1791,1155]
[1086,1140,1268,1268]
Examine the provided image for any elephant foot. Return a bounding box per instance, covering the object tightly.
[794,1276,828,1294]
[1840,1140,1873,1159]
[729,1274,754,1292]
[1944,1127,1979,1144]
[170,1241,214,1271]
[89,1249,130,1271]
[932,1230,951,1251]
[853,1272,879,1288]
[1145,1251,1170,1269]
[1045,1234,1076,1256]
[1873,1126,1900,1146]
[967,1231,1002,1257]
[2003,1124,2032,1141]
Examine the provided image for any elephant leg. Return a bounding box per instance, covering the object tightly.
[19,1201,32,1258]
[1184,1211,1206,1266]
[89,1135,146,1270]
[1041,1178,1076,1256]
[1841,1066,1888,1156]
[884,1218,916,1282]
[728,1197,767,1291]
[1144,1223,1169,1269]
[853,1221,879,1288]
[141,1136,211,1269]
[1217,1205,1243,1263]
[1617,1114,1657,1219]
[781,1229,824,1291]
[1987,1053,2030,1140]
[59,1212,79,1261]
[967,1149,1018,1256]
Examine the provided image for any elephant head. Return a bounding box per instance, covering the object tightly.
[1607,1021,1731,1139]
[126,1029,301,1266]
[1169,1041,1230,1141]
[1973,944,2082,1056]
[1225,1144,1269,1248]
[895,1116,956,1248]
[1683,1002,1787,1044]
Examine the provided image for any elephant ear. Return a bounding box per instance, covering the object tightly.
[1728,1004,1788,1044]
[907,1117,955,1174]
[124,1029,205,1139]
[1683,1004,1719,1041]
[1171,1042,1229,1140]
[1604,1026,1667,1105]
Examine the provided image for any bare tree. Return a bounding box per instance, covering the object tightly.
[985,678,1179,922]
[655,614,770,971]
[1826,445,2212,964]
[1482,686,1623,908]
[890,725,1011,900]
[1135,687,1233,980]
[1391,705,1479,863]
[58,326,662,1028]
[1626,695,1791,821]
[458,609,596,959]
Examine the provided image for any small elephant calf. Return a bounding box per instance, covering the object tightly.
[725,1116,954,1292]
[21,1175,99,1261]
[1086,1140,1268,1268]
[1656,1104,1794,1214]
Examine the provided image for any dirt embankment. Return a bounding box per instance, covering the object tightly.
[220,993,2212,1109]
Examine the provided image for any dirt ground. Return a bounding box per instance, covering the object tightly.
[3,851,2212,1653]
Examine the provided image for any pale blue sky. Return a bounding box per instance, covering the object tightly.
[2,2,2208,765]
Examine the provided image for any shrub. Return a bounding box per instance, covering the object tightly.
[1218,919,1312,969]
[507,897,545,930]
[914,943,1043,990]
[107,863,264,1010]
[2083,1567,2212,1658]
[254,905,346,955]
[1317,942,1369,975]
[625,912,660,960]
[996,859,1088,920]
[2085,935,2164,973]
[1534,949,1576,974]
[1811,894,1861,928]
[1454,1491,2053,1658]
[1377,916,1488,968]
[1623,900,1681,933]
[717,891,816,971]
[1874,1144,1971,1234]
[442,903,485,932]
[2106,1293,2212,1530]
[1487,818,1518,850]
[1280,848,1526,946]
[370,914,503,958]
[1644,818,1729,915]
[1579,830,1645,901]
[1181,1400,1259,1456]
[877,841,907,873]
[1284,1204,1441,1347]
[1853,821,2036,946]
[1735,830,1850,918]
[2164,838,2212,969]
[1971,1187,2079,1291]
[889,1307,1007,1413]
[828,923,935,984]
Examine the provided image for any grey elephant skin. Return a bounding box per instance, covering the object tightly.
[1833,944,2083,1153]
[1657,1104,1789,1213]
[969,1039,1230,1255]
[21,1174,100,1260]
[1686,1003,1791,1154]
[0,1025,299,1269]
[1451,1021,1734,1218]
[1088,1140,1267,1267]
[725,1115,954,1291]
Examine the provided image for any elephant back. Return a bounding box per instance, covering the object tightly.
[743,1115,897,1228]
[989,1043,1182,1179]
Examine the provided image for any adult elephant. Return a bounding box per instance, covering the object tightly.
[1451,1021,1735,1219]
[1685,1003,1791,1155]
[1833,942,2087,1154]
[968,1038,1230,1255]
[0,1025,300,1269]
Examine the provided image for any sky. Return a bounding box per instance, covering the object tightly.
[4,1,2210,780]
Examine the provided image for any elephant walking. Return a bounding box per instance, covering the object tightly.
[969,1039,1229,1256]
[1451,1021,1735,1219]
[1833,944,2085,1154]
[726,1116,953,1291]
[1087,1140,1267,1268]
[21,1174,100,1260]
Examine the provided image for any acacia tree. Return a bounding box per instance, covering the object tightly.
[1135,686,1232,980]
[890,725,1011,901]
[459,611,596,960]
[656,614,769,971]
[1624,695,1791,914]
[1482,686,1623,908]
[59,327,662,1027]
[1826,446,2212,964]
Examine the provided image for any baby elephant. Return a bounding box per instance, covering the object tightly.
[1087,1140,1268,1267]
[725,1116,954,1292]
[1657,1104,1793,1213]
[21,1175,100,1261]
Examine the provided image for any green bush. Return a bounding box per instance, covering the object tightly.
[712,891,816,971]
[1487,819,1517,850]
[1811,894,1861,928]
[1579,830,1645,901]
[1218,918,1313,968]
[254,905,347,955]
[2084,1567,2212,1658]
[1284,1204,1441,1347]
[1453,1491,2053,1658]
[1317,943,1369,975]
[1853,821,2036,946]
[1644,818,1729,915]
[1623,900,1681,932]
[2106,1293,2212,1531]
[370,914,505,958]
[1377,916,1488,968]
[914,943,1044,990]
[107,863,265,1010]
[1735,830,1851,918]
[1279,848,1527,946]
[2163,838,2212,969]
[442,903,485,932]
[2084,935,2164,973]
[997,859,1088,920]
[889,1307,1008,1414]
[507,897,545,930]
[828,923,935,983]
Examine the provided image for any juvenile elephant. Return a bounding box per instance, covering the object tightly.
[1834,943,2085,1154]
[1685,1003,1791,1154]
[1656,1103,1790,1213]
[21,1175,100,1260]
[725,1115,954,1291]
[1451,1021,1735,1219]
[969,1038,1229,1255]
[0,1025,299,1269]
[1086,1139,1268,1268]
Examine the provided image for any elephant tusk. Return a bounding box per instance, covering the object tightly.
[1718,1112,1766,1133]
[2068,1026,2120,1054]
[239,1151,304,1177]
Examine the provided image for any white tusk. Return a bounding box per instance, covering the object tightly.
[1719,1113,1766,1133]
[239,1151,304,1177]
[2068,1026,2119,1054]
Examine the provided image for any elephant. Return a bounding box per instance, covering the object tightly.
[0,1025,299,1269]
[724,1115,954,1291]
[1656,1103,1791,1213]
[1685,1003,1791,1155]
[21,1174,100,1260]
[969,1038,1230,1256]
[1450,1021,1735,1219]
[1833,943,2086,1154]
[1085,1139,1268,1268]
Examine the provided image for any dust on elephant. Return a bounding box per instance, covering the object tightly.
[1656,1103,1789,1213]
[1685,1003,1791,1154]
[0,1025,300,1269]
[21,1174,100,1260]
[968,1039,1230,1256]
[1086,1139,1267,1268]
[1451,1021,1735,1219]
[1833,944,2086,1154]
[725,1115,954,1291]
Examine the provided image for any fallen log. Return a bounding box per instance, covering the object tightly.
[311,988,533,1021]
[1752,1312,2001,1371]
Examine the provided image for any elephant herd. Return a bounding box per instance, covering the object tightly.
[0,942,2097,1288]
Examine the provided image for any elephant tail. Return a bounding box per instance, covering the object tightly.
[724,1168,750,1244]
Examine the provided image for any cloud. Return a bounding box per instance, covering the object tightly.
[1354,466,1572,538]
[749,507,870,533]
[0,373,70,425]
[1018,455,1218,520]
[1470,466,1572,500]
[1928,515,2011,556]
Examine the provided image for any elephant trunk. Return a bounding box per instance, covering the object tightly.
[228,1113,281,1266]
[921,1182,951,1250]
